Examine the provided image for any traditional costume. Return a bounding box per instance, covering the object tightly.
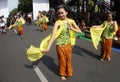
[26,18,76,62]
[41,16,49,32]
[27,18,75,77]
[8,17,25,36]
[90,21,118,60]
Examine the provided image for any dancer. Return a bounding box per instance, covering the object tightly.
[40,12,49,32]
[8,15,25,36]
[90,13,118,61]
[41,5,82,80]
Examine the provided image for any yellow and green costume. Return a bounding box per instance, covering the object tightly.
[8,17,25,29]
[90,21,118,50]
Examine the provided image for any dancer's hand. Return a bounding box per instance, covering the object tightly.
[41,49,49,54]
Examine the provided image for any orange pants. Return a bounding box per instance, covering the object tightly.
[56,44,73,77]
[41,23,48,32]
[17,26,24,36]
[101,37,113,59]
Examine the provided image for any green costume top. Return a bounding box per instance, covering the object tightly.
[8,17,25,29]
[41,16,49,23]
[56,22,70,45]
[102,22,116,39]
[17,18,23,26]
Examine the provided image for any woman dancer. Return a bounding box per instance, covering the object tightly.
[42,5,82,80]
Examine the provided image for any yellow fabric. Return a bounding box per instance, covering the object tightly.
[69,19,76,46]
[69,30,76,46]
[26,22,63,62]
[26,45,43,62]
[45,17,49,23]
[90,27,105,49]
[20,18,25,25]
[8,23,18,29]
[90,21,118,50]
[35,18,42,25]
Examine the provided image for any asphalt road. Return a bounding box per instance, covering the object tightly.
[0,24,120,82]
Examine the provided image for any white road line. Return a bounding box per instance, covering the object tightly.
[33,65,48,82]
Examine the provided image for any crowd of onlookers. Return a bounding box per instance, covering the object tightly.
[0,8,120,42]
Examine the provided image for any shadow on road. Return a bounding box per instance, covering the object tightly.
[24,55,59,76]
[33,29,43,32]
[24,56,44,69]
[72,45,100,60]
[41,55,59,76]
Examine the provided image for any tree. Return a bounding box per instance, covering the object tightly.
[9,8,18,16]
[18,0,33,13]
[50,0,65,10]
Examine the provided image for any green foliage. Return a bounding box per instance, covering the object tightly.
[9,8,18,16]
[18,0,33,13]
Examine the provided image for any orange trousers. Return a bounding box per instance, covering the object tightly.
[17,26,24,36]
[41,23,48,32]
[56,44,73,77]
[101,37,113,59]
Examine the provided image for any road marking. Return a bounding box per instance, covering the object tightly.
[33,65,48,82]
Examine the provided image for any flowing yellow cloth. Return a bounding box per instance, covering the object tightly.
[26,25,63,61]
[90,21,118,50]
[90,27,105,49]
[34,18,42,26]
[26,19,76,62]
[69,30,76,46]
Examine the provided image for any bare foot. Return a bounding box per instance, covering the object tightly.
[107,58,111,61]
[61,76,66,80]
[100,58,104,61]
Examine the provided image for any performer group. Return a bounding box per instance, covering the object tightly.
[1,5,119,81]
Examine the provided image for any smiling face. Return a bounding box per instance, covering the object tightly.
[57,8,68,20]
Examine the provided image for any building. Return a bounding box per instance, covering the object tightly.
[0,0,49,20]
[0,0,18,18]
[32,0,49,20]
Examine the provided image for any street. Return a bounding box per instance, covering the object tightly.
[0,24,120,82]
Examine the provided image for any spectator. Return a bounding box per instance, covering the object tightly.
[0,16,6,34]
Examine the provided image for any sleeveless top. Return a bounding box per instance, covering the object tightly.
[56,20,70,45]
[102,21,118,39]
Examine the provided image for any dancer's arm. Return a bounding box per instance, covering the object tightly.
[42,21,59,53]
[69,20,82,34]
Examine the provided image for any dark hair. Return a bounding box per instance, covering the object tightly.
[107,12,115,18]
[17,15,21,17]
[57,5,69,12]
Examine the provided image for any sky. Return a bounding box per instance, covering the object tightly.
[104,0,110,3]
[8,0,18,12]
